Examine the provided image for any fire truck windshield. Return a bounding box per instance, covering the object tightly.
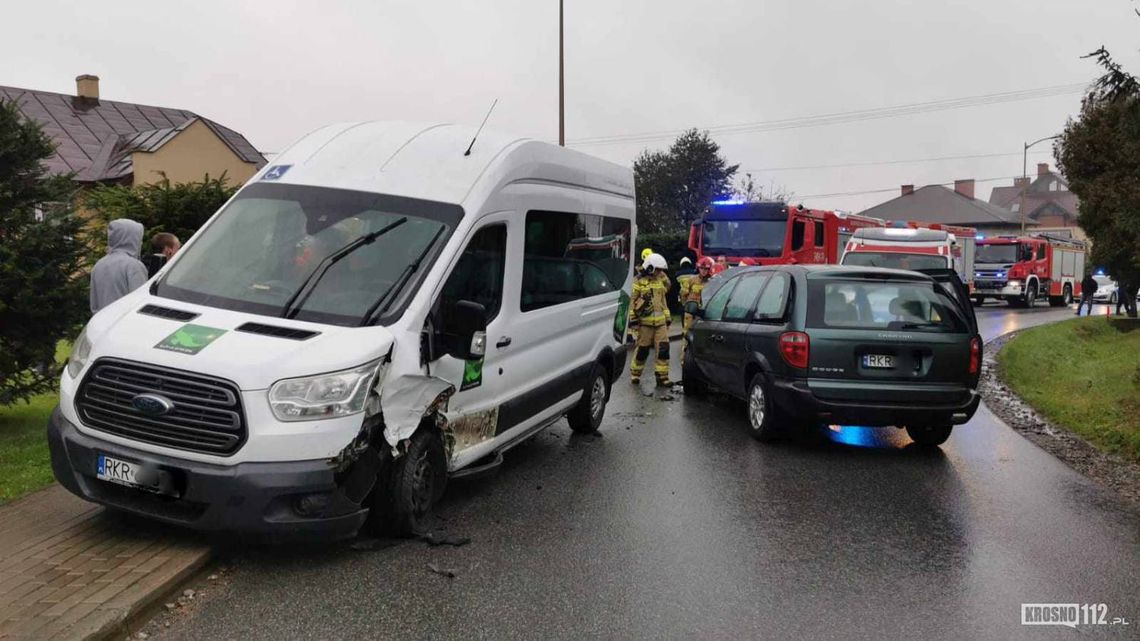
[702,219,786,257]
[976,243,1019,264]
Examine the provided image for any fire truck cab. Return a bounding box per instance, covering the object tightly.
[974,234,1086,307]
[688,201,884,266]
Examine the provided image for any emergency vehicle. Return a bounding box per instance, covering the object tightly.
[840,223,977,290]
[687,201,885,266]
[974,234,1086,307]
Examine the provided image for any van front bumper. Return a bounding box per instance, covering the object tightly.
[769,378,981,427]
[48,406,368,541]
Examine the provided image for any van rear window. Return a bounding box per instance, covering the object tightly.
[806,279,967,332]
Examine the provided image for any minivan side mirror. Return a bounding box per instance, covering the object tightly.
[440,300,487,361]
[684,300,703,318]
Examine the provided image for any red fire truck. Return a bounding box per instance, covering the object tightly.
[687,201,885,266]
[974,234,1086,307]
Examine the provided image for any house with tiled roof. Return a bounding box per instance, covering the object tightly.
[988,163,1085,244]
[858,179,1032,237]
[0,74,265,187]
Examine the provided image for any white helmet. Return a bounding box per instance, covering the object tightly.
[642,253,667,273]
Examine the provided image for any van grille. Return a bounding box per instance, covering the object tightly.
[75,359,246,455]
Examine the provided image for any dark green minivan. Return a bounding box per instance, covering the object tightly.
[682,265,981,446]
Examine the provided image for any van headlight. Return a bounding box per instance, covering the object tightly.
[268,360,384,422]
[66,329,92,379]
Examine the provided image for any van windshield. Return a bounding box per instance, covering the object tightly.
[156,183,461,326]
[806,278,967,332]
[842,251,947,271]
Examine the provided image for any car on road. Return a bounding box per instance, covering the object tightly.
[48,122,635,541]
[682,265,981,446]
[1091,275,1117,303]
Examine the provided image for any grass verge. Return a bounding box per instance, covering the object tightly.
[998,317,1140,463]
[0,394,57,504]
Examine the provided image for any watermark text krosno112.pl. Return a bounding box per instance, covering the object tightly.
[1021,604,1130,628]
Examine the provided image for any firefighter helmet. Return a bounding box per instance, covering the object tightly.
[641,247,654,261]
[642,253,667,274]
[697,257,714,269]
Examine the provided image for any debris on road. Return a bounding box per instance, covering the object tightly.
[427,563,458,579]
[419,531,471,547]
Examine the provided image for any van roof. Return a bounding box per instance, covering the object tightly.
[258,121,634,205]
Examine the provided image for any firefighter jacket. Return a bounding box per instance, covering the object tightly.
[679,273,709,308]
[632,272,670,327]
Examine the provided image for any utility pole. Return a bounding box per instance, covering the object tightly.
[1021,135,1060,232]
[559,0,565,146]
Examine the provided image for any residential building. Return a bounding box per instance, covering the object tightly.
[858,179,1030,237]
[0,74,265,187]
[988,163,1085,244]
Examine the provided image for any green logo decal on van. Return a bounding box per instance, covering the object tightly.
[461,358,484,391]
[612,290,631,342]
[155,324,226,355]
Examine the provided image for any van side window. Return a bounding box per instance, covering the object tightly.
[754,273,789,320]
[522,211,632,312]
[813,221,825,248]
[441,224,506,322]
[704,278,738,321]
[723,274,770,322]
[792,220,806,251]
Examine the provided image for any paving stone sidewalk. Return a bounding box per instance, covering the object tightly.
[0,485,210,641]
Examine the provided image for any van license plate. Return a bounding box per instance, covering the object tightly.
[862,354,895,368]
[97,454,165,494]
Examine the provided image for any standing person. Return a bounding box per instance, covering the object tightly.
[675,257,696,279]
[627,247,657,343]
[629,253,673,399]
[141,232,181,278]
[90,219,148,314]
[1077,272,1098,316]
[678,257,714,368]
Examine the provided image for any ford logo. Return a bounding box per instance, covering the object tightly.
[131,393,175,416]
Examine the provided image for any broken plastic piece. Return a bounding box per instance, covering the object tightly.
[380,375,456,447]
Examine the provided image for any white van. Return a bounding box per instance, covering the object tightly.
[49,122,635,539]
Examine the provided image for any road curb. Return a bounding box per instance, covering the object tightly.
[87,547,213,641]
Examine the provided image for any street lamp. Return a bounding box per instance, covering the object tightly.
[1020,135,1060,232]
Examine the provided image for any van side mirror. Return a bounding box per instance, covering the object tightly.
[684,300,703,318]
[440,300,487,361]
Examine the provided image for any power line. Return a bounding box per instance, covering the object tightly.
[741,149,1054,174]
[567,83,1087,147]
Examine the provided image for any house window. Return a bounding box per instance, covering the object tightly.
[1011,203,1019,212]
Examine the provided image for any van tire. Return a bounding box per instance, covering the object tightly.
[746,373,783,442]
[905,424,952,447]
[373,429,447,537]
[567,363,608,433]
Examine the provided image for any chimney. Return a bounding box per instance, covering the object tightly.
[1037,163,1050,177]
[75,74,99,100]
[1014,177,1030,189]
[953,179,975,199]
[901,184,914,196]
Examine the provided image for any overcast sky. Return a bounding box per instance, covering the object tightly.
[5,0,1140,211]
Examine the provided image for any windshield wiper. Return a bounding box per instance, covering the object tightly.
[360,225,446,326]
[281,217,408,319]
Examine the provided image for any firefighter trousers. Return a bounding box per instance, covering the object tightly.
[630,324,670,384]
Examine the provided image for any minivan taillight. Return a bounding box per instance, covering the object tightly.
[779,332,810,369]
[968,337,981,375]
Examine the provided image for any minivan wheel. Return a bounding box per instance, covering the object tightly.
[746,373,782,442]
[681,350,707,397]
[905,424,953,447]
[568,363,608,433]
[375,429,447,536]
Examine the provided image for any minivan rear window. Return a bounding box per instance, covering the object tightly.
[806,279,967,332]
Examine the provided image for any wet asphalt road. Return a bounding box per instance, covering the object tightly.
[159,303,1139,640]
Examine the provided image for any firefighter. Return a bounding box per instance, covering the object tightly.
[629,253,673,398]
[628,247,658,342]
[678,256,714,365]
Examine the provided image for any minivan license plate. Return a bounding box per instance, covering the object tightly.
[862,354,895,369]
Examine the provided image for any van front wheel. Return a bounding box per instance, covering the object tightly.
[374,429,447,537]
[568,363,608,433]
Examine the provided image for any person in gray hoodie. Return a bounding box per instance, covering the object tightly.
[90,219,148,314]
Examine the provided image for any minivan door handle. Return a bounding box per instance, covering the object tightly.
[496,336,512,348]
